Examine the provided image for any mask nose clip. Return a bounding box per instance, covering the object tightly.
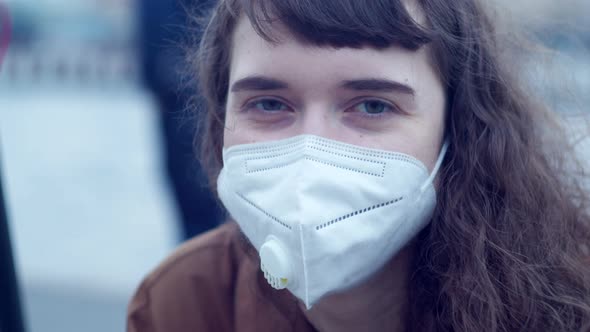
[260,237,292,290]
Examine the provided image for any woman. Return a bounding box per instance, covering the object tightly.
[127,0,590,331]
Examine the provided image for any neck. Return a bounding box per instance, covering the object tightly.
[299,243,414,332]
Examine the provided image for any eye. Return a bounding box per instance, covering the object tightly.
[239,97,296,127]
[246,98,290,112]
[350,99,397,116]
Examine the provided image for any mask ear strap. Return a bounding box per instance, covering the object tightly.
[420,140,449,193]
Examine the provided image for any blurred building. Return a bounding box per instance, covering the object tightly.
[1,0,138,90]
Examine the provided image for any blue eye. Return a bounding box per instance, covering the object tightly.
[354,100,393,115]
[251,99,289,112]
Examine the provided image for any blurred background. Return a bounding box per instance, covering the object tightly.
[0,0,588,331]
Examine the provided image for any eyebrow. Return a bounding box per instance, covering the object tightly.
[230,76,415,96]
[340,79,415,95]
[230,76,289,92]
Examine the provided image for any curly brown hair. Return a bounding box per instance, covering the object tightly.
[186,0,590,330]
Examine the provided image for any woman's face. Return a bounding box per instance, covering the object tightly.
[224,16,446,170]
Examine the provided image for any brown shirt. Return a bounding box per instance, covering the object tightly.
[127,222,317,332]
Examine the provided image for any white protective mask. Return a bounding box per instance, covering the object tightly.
[217,135,448,309]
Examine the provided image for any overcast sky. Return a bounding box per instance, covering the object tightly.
[493,0,590,29]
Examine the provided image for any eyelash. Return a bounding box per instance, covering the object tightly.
[242,97,294,113]
[242,97,401,118]
[345,98,400,118]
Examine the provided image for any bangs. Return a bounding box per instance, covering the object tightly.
[227,0,434,50]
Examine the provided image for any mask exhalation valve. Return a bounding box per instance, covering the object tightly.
[260,238,292,290]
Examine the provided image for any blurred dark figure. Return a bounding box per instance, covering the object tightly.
[138,0,221,240]
[1,160,26,332]
[0,0,11,69]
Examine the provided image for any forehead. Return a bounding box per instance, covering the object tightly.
[228,15,437,94]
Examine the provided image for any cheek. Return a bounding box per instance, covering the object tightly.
[411,82,446,170]
[222,111,246,148]
[223,110,292,148]
[416,141,444,172]
[379,128,442,172]
[223,96,256,148]
[412,119,445,172]
[380,113,444,172]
